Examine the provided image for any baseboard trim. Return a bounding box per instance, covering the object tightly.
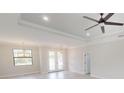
[0,71,40,78]
[90,74,105,79]
[48,70,64,73]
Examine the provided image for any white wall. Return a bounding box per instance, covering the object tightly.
[68,47,85,74]
[0,43,68,78]
[87,39,124,78]
[0,43,40,78]
[67,38,124,78]
[0,14,69,77]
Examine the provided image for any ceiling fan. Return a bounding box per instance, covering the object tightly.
[83,13,124,33]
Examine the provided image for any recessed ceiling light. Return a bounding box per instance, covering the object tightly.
[86,32,90,37]
[42,16,49,21]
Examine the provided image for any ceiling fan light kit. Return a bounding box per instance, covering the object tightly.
[84,13,124,34]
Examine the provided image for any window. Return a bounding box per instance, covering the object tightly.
[13,49,33,66]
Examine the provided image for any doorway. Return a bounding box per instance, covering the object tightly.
[48,51,64,72]
[84,52,91,74]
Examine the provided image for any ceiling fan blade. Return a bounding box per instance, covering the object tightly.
[103,13,114,21]
[83,16,99,23]
[101,26,105,33]
[105,22,123,26]
[85,24,99,31]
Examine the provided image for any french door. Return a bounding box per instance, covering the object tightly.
[48,51,64,72]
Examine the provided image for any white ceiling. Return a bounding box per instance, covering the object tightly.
[0,14,85,47]
[0,13,124,47]
[20,13,124,39]
[21,13,87,38]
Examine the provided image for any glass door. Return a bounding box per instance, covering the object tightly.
[57,51,64,70]
[49,51,56,72]
[48,51,64,72]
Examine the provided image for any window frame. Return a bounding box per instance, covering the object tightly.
[12,48,33,66]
